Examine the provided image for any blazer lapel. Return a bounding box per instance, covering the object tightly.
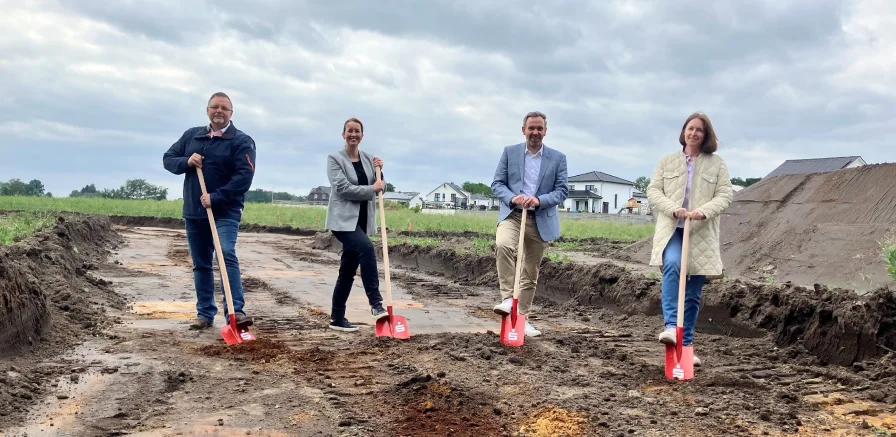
[518,144,526,192]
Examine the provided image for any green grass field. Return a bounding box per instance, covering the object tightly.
[0,211,55,245]
[0,196,654,241]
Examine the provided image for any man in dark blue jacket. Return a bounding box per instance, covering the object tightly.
[163,92,256,330]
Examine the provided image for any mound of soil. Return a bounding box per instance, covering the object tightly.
[0,214,124,422]
[621,163,896,291]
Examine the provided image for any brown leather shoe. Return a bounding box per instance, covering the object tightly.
[189,318,212,330]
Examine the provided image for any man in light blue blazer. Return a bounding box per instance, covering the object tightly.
[491,111,569,337]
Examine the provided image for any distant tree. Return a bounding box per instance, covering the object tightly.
[25,179,45,196]
[386,183,396,192]
[46,192,53,198]
[244,188,306,203]
[0,178,28,196]
[731,177,761,187]
[70,184,100,198]
[102,179,167,200]
[462,182,492,196]
[634,176,650,193]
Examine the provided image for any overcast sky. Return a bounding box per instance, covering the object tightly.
[1,0,893,199]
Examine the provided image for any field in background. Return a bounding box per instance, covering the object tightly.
[0,196,654,241]
[0,211,55,245]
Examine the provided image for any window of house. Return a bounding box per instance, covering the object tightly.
[585,185,595,191]
[451,193,457,202]
[569,185,575,190]
[615,194,618,209]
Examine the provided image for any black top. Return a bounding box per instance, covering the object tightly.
[352,161,369,233]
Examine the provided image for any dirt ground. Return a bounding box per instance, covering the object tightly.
[2,215,896,436]
[621,163,896,293]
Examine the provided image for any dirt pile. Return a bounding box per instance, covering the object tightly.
[107,215,319,236]
[0,214,124,422]
[622,163,896,292]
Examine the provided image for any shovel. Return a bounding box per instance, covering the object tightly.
[196,167,256,345]
[665,217,694,380]
[500,209,528,347]
[374,166,410,339]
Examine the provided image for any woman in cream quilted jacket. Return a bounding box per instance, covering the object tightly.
[646,112,733,367]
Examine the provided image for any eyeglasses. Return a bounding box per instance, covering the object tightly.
[208,105,232,112]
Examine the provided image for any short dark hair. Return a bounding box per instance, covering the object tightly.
[343,117,364,133]
[208,92,232,106]
[679,112,719,154]
[523,111,547,127]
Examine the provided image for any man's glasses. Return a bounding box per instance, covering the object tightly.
[208,106,232,112]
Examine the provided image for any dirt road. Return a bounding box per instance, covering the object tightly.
[2,221,896,436]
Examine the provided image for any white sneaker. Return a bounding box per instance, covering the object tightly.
[493,298,512,316]
[524,321,541,337]
[658,328,676,345]
[693,356,702,367]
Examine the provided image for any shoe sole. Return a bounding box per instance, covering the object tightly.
[526,331,542,337]
[493,306,511,316]
[372,312,389,321]
[659,336,676,345]
[329,325,359,332]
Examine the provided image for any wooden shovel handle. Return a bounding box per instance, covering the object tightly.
[676,217,691,328]
[196,167,238,319]
[511,209,528,300]
[375,166,393,307]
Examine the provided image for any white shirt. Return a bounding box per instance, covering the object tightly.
[522,146,543,197]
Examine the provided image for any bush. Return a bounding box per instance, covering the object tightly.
[882,233,896,281]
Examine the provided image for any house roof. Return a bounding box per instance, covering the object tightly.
[426,183,468,198]
[309,185,329,194]
[383,191,419,202]
[632,190,646,198]
[568,171,634,185]
[764,156,863,179]
[470,193,491,200]
[567,190,603,199]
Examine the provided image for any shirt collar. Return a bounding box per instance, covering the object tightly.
[208,121,232,134]
[525,145,544,157]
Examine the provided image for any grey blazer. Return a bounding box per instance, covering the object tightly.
[325,148,379,234]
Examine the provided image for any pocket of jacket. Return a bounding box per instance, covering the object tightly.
[700,173,717,184]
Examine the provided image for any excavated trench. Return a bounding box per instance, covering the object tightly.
[311,232,896,368]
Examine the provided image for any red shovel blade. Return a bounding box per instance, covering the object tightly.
[375,306,410,340]
[500,299,526,347]
[664,328,693,380]
[221,314,256,344]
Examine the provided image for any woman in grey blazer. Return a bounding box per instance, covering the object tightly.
[324,118,389,332]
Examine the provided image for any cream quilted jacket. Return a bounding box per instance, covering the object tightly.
[647,151,733,277]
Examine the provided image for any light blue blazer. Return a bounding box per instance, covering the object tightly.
[491,143,569,242]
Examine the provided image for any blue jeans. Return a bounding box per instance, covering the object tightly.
[185,218,246,324]
[661,227,706,346]
[331,225,384,321]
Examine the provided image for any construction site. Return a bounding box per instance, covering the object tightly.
[1,163,896,437]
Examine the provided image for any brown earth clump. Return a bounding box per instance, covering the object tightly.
[520,405,590,437]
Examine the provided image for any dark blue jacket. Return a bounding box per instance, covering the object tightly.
[163,123,256,221]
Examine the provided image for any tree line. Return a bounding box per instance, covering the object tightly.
[633,176,760,193]
[0,179,51,197]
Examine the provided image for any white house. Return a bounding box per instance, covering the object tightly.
[470,193,498,210]
[424,183,470,209]
[382,191,423,208]
[564,171,637,214]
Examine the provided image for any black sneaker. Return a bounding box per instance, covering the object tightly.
[329,318,359,332]
[371,305,388,320]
